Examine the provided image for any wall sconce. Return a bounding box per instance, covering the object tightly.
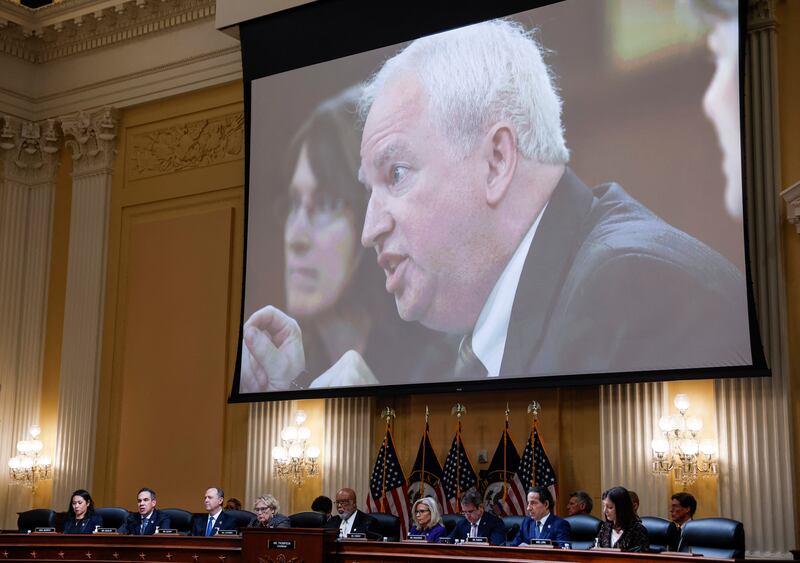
[271,410,320,486]
[651,394,718,485]
[8,425,52,493]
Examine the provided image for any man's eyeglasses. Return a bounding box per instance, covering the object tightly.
[335,500,354,506]
[461,508,478,515]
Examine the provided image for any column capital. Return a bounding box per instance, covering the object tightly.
[748,0,777,32]
[0,116,61,184]
[780,181,800,235]
[61,107,119,175]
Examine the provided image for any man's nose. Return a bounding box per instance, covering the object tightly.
[361,192,393,248]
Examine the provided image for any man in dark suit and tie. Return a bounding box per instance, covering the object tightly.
[191,487,239,536]
[447,490,506,546]
[510,486,570,546]
[122,487,171,535]
[324,488,381,539]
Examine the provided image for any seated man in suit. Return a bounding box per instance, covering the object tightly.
[447,490,506,546]
[510,486,570,546]
[191,487,239,536]
[566,491,593,517]
[324,488,381,539]
[122,487,171,535]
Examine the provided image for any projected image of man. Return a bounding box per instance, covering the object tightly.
[357,18,750,379]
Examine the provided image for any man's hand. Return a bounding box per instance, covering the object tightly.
[239,305,305,392]
[309,350,379,388]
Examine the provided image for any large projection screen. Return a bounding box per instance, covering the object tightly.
[231,0,767,402]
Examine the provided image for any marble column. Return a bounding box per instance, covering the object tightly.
[51,109,118,509]
[713,1,794,556]
[0,117,60,527]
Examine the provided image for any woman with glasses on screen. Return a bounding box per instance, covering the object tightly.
[239,86,449,393]
[408,497,446,542]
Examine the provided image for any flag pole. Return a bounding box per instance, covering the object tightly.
[451,403,466,511]
[421,405,429,500]
[527,400,540,490]
[503,403,510,505]
[380,406,396,513]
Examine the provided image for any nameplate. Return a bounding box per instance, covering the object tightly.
[661,551,702,557]
[406,535,426,542]
[592,547,622,552]
[216,529,239,536]
[438,537,455,544]
[33,527,56,533]
[466,536,488,544]
[155,529,178,535]
[346,532,366,540]
[95,528,119,534]
[530,539,554,548]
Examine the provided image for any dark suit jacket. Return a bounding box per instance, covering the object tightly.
[190,511,239,536]
[246,513,290,529]
[122,509,171,535]
[510,513,571,546]
[324,510,381,539]
[498,168,749,378]
[447,511,506,546]
[63,513,103,534]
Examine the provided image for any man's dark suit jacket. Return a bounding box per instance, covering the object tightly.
[123,509,171,535]
[509,513,571,546]
[447,510,506,546]
[190,511,239,536]
[497,168,750,378]
[324,510,381,538]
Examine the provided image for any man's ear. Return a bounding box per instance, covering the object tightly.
[485,123,518,207]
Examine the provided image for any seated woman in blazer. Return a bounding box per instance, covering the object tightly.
[595,486,649,552]
[63,489,103,534]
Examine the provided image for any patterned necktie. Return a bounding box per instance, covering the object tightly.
[470,523,478,538]
[205,516,214,536]
[536,520,542,538]
[141,517,148,534]
[455,334,488,379]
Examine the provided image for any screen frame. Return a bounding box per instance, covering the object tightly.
[229,0,768,404]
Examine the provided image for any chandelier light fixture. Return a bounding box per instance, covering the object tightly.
[271,410,320,486]
[651,394,718,485]
[8,425,52,493]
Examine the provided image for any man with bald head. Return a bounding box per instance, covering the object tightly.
[323,488,381,539]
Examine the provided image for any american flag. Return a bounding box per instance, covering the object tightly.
[517,424,558,512]
[483,421,526,516]
[366,429,411,536]
[408,422,448,513]
[441,423,478,513]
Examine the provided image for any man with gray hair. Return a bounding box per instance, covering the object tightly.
[357,18,747,379]
[567,491,593,517]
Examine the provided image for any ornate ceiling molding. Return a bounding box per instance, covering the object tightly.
[0,115,61,183]
[0,0,214,63]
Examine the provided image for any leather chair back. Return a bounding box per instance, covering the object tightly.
[564,514,603,550]
[225,509,256,530]
[680,518,745,558]
[502,515,525,544]
[441,513,461,534]
[289,511,325,528]
[160,508,194,534]
[368,512,401,541]
[17,509,56,532]
[641,516,679,553]
[94,507,130,530]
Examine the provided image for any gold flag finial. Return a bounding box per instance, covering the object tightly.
[505,402,511,420]
[381,407,396,425]
[425,405,430,423]
[527,401,541,421]
[451,403,466,419]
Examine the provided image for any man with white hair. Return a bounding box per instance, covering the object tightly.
[357,18,748,379]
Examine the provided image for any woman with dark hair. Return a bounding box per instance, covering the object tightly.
[595,486,649,552]
[63,489,103,534]
[240,86,450,392]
